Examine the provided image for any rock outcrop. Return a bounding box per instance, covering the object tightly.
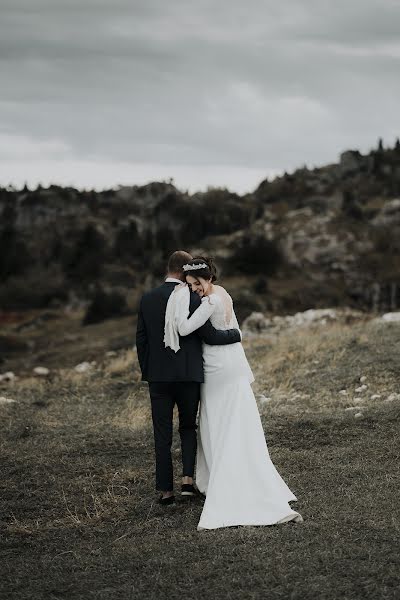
[242,308,365,336]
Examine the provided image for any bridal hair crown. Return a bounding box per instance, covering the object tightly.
[182,263,208,272]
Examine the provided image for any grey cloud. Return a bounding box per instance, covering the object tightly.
[0,0,399,189]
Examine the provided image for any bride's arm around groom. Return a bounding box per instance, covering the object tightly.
[164,283,240,353]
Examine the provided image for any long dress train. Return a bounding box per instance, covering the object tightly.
[165,285,302,530]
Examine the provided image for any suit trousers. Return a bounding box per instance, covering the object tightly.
[148,381,200,491]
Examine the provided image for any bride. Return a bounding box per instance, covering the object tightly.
[164,256,303,530]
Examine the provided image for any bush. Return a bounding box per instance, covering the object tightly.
[253,277,268,294]
[230,232,283,275]
[231,289,265,324]
[342,190,364,220]
[83,288,128,325]
[63,224,107,281]
[0,268,68,310]
[0,228,32,280]
[114,221,143,260]
[152,188,252,244]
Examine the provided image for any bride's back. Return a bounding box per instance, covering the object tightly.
[208,285,234,329]
[202,284,253,383]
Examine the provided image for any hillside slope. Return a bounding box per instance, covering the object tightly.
[1,140,400,323]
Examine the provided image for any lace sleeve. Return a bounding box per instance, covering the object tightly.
[177,296,216,336]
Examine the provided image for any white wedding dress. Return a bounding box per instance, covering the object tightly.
[165,284,302,530]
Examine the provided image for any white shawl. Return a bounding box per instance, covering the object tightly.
[163,283,190,353]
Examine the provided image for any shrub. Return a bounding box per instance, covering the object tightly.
[83,288,128,325]
[0,227,32,280]
[113,221,143,260]
[342,190,364,220]
[231,232,283,275]
[253,277,268,294]
[63,224,107,281]
[231,289,264,324]
[0,268,68,310]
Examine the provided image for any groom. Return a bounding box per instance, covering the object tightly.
[136,250,241,505]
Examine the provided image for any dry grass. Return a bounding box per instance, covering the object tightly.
[0,317,399,600]
[246,319,399,414]
[104,349,136,378]
[110,387,151,431]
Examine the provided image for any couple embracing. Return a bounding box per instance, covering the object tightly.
[136,251,302,531]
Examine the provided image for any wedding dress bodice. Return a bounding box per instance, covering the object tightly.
[207,292,235,330]
[163,284,237,352]
[163,284,253,384]
[189,293,235,331]
[174,287,239,336]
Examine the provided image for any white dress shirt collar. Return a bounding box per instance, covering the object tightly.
[165,277,183,284]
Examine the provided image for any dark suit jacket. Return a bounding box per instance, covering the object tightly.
[136,281,241,383]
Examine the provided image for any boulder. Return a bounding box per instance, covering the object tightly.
[372,199,400,226]
[379,312,400,322]
[241,312,271,335]
[339,150,366,176]
[74,361,92,373]
[242,307,363,336]
[0,396,16,404]
[33,366,50,376]
[0,371,16,382]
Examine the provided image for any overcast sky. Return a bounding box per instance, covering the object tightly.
[0,0,399,194]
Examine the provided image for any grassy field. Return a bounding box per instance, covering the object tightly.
[1,317,399,599]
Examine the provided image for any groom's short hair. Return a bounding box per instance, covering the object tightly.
[167,250,193,274]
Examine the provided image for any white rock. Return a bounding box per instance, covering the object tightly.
[370,394,381,400]
[74,361,92,373]
[33,366,50,376]
[353,397,363,404]
[291,308,338,328]
[382,198,400,213]
[359,376,367,383]
[106,351,117,357]
[355,385,368,393]
[258,394,272,404]
[344,406,359,411]
[372,199,400,225]
[243,307,363,336]
[354,412,363,418]
[0,396,16,404]
[242,312,271,335]
[0,371,16,382]
[386,393,400,402]
[339,389,348,395]
[380,312,400,322]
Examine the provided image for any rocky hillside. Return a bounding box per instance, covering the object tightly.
[1,138,400,323]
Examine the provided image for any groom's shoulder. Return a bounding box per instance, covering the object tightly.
[140,283,172,304]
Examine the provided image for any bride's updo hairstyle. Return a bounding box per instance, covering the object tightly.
[183,256,218,282]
